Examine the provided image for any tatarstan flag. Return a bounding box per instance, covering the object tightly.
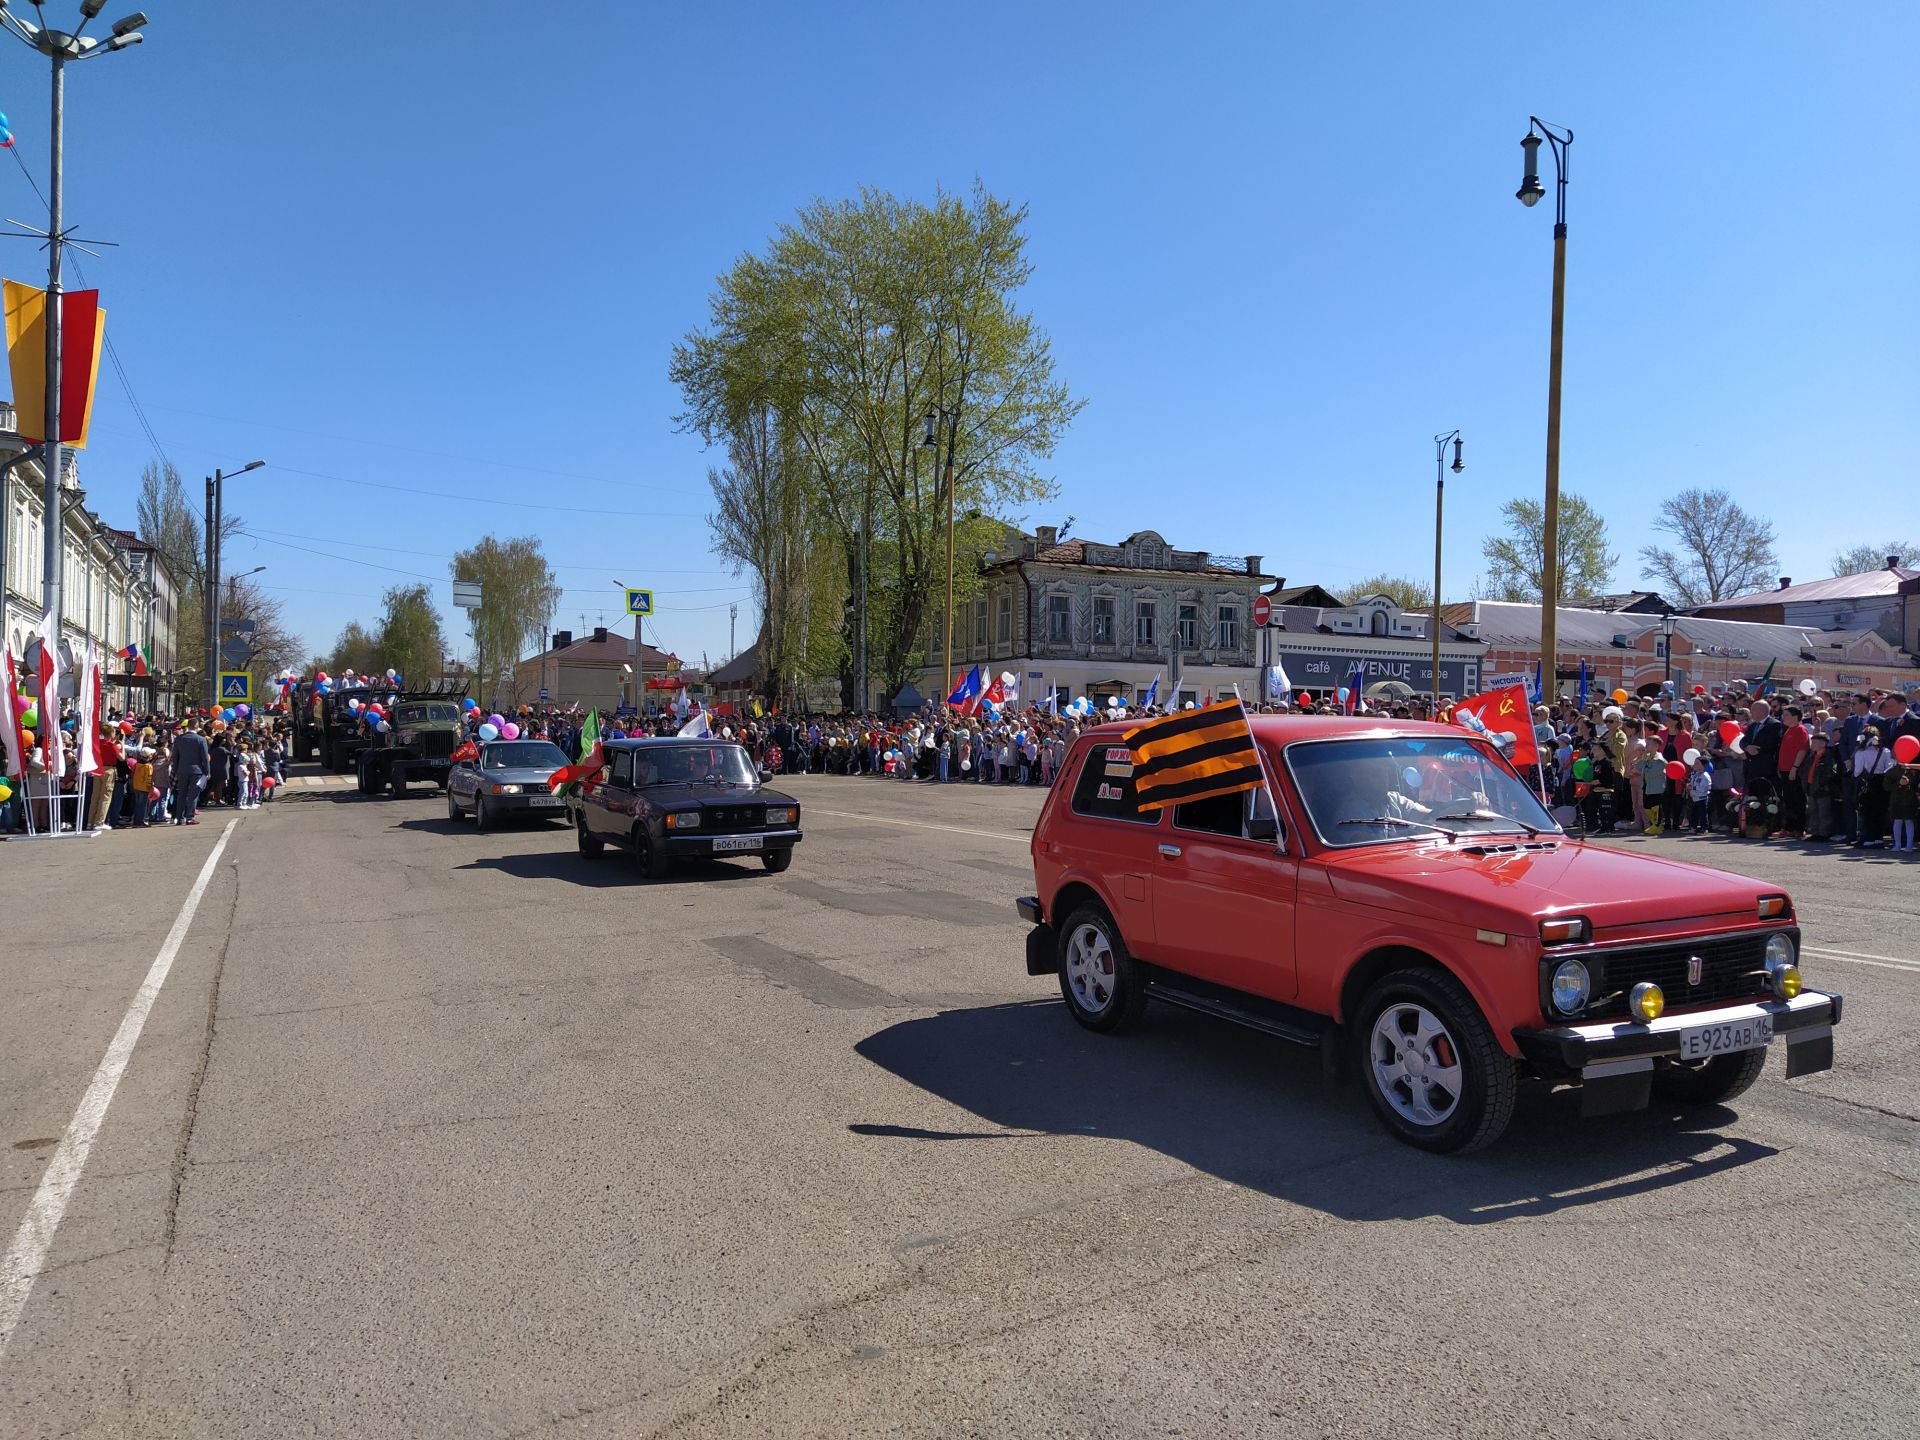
[548,709,601,796]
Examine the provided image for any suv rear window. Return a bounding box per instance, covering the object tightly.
[1068,742,1159,825]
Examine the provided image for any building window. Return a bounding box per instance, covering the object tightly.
[1135,600,1156,647]
[997,595,1013,645]
[1092,596,1115,645]
[1219,605,1239,650]
[1178,603,1198,648]
[974,598,988,648]
[1047,593,1070,643]
[1371,610,1388,636]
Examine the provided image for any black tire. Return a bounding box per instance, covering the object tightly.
[446,790,462,822]
[1353,967,1516,1155]
[390,768,408,800]
[761,848,792,873]
[357,761,378,796]
[1652,1048,1767,1106]
[1055,903,1149,1034]
[576,815,603,858]
[474,796,491,833]
[634,826,671,880]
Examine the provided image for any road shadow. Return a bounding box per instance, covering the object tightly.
[853,1000,1778,1225]
[454,850,770,888]
[395,816,565,837]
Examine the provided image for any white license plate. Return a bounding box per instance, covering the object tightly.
[1677,1013,1773,1061]
[528,795,561,807]
[710,835,763,853]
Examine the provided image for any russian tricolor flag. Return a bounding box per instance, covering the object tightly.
[119,641,148,676]
[946,664,984,714]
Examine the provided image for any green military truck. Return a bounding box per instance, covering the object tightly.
[354,686,470,798]
[307,685,378,772]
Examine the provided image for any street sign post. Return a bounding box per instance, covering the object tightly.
[219,672,252,703]
[1252,594,1273,627]
[452,580,483,610]
[625,588,654,617]
[539,687,550,702]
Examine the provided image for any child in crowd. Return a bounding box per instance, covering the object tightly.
[1638,746,1669,835]
[129,747,154,828]
[1687,755,1713,833]
[1890,752,1919,853]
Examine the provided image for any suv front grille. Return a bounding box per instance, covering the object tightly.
[1585,932,1773,1021]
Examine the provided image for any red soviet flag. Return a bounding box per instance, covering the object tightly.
[1454,684,1538,767]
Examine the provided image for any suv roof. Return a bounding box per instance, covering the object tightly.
[1077,713,1478,745]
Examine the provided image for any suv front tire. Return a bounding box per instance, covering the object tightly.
[1354,966,1516,1154]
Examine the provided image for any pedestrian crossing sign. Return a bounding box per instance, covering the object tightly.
[625,588,654,617]
[220,672,252,702]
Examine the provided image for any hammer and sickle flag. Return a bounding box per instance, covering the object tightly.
[1453,684,1538,766]
[1123,697,1265,811]
[4,279,106,447]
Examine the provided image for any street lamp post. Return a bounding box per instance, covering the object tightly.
[1661,609,1677,688]
[924,406,960,705]
[204,459,265,709]
[1431,431,1463,710]
[1516,116,1572,701]
[0,4,148,641]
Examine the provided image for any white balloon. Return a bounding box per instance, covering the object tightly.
[1683,747,1701,766]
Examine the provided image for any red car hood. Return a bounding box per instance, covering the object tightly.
[1321,838,1769,935]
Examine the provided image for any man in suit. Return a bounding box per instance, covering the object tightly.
[170,720,210,825]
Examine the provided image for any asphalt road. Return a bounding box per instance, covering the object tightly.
[3,771,1915,1438]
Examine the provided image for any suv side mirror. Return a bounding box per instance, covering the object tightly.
[757,767,774,783]
[1247,813,1279,843]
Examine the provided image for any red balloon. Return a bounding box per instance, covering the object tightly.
[1718,720,1742,747]
[1895,736,1920,766]
[1298,692,1312,705]
[1666,760,1686,781]
[1692,685,1706,695]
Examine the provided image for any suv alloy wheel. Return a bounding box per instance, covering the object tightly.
[1354,967,1516,1154]
[1056,903,1148,1033]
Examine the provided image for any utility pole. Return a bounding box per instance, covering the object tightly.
[729,602,737,661]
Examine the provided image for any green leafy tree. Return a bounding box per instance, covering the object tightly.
[373,583,447,684]
[672,184,1082,706]
[450,535,562,706]
[1830,541,1918,576]
[1341,574,1433,611]
[1480,492,1617,603]
[322,620,379,679]
[1638,487,1779,605]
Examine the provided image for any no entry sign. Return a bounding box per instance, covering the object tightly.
[1252,594,1273,627]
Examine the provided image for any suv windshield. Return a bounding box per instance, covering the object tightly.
[1287,735,1559,846]
[394,703,460,724]
[630,743,758,788]
[483,741,569,770]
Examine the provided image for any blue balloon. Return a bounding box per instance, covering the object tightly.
[1402,766,1423,790]
[222,708,236,723]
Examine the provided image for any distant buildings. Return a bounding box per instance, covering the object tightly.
[1,402,183,712]
[1692,560,1920,655]
[511,625,682,710]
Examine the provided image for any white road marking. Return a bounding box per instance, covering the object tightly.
[1803,947,1920,975]
[806,807,1032,846]
[0,818,237,1361]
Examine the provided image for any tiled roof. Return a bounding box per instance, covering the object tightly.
[1697,567,1920,609]
[706,645,761,685]
[1268,604,1476,645]
[526,635,677,668]
[1451,601,1907,665]
[1014,538,1255,578]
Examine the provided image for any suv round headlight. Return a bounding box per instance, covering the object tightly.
[1550,959,1591,1015]
[1763,932,1796,973]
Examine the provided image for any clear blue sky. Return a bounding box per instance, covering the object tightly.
[11,1,1915,670]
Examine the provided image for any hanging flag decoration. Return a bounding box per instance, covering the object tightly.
[3,280,106,447]
[1122,697,1265,811]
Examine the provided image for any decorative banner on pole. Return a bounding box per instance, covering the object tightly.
[3,280,105,447]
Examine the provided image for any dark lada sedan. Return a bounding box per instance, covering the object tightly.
[447,738,573,830]
[569,737,803,878]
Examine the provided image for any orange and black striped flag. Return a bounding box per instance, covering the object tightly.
[1123,698,1265,811]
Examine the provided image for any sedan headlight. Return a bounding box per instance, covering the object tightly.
[1550,959,1591,1015]
[764,806,797,826]
[489,783,522,795]
[665,811,701,829]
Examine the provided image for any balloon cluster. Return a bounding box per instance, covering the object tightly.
[0,110,13,151]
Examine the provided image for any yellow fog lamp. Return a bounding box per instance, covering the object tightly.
[1628,982,1665,1024]
[1772,965,1802,1001]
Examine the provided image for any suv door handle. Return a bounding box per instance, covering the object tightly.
[1158,843,1182,858]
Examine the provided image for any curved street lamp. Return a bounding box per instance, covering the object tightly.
[1516,116,1572,699]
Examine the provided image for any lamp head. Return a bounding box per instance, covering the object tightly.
[78,0,106,17]
[109,10,146,36]
[1450,437,1464,473]
[240,458,265,473]
[923,408,937,447]
[1516,130,1546,207]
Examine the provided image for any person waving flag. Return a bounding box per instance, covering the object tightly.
[946,665,984,714]
[1142,675,1161,710]
[1453,684,1539,766]
[1123,697,1265,811]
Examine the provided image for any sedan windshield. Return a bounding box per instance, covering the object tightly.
[631,743,759,788]
[483,741,569,770]
[1288,735,1559,846]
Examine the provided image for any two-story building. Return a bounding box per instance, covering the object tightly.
[919,528,1274,708]
[1265,593,1485,702]
[1692,561,1920,656]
